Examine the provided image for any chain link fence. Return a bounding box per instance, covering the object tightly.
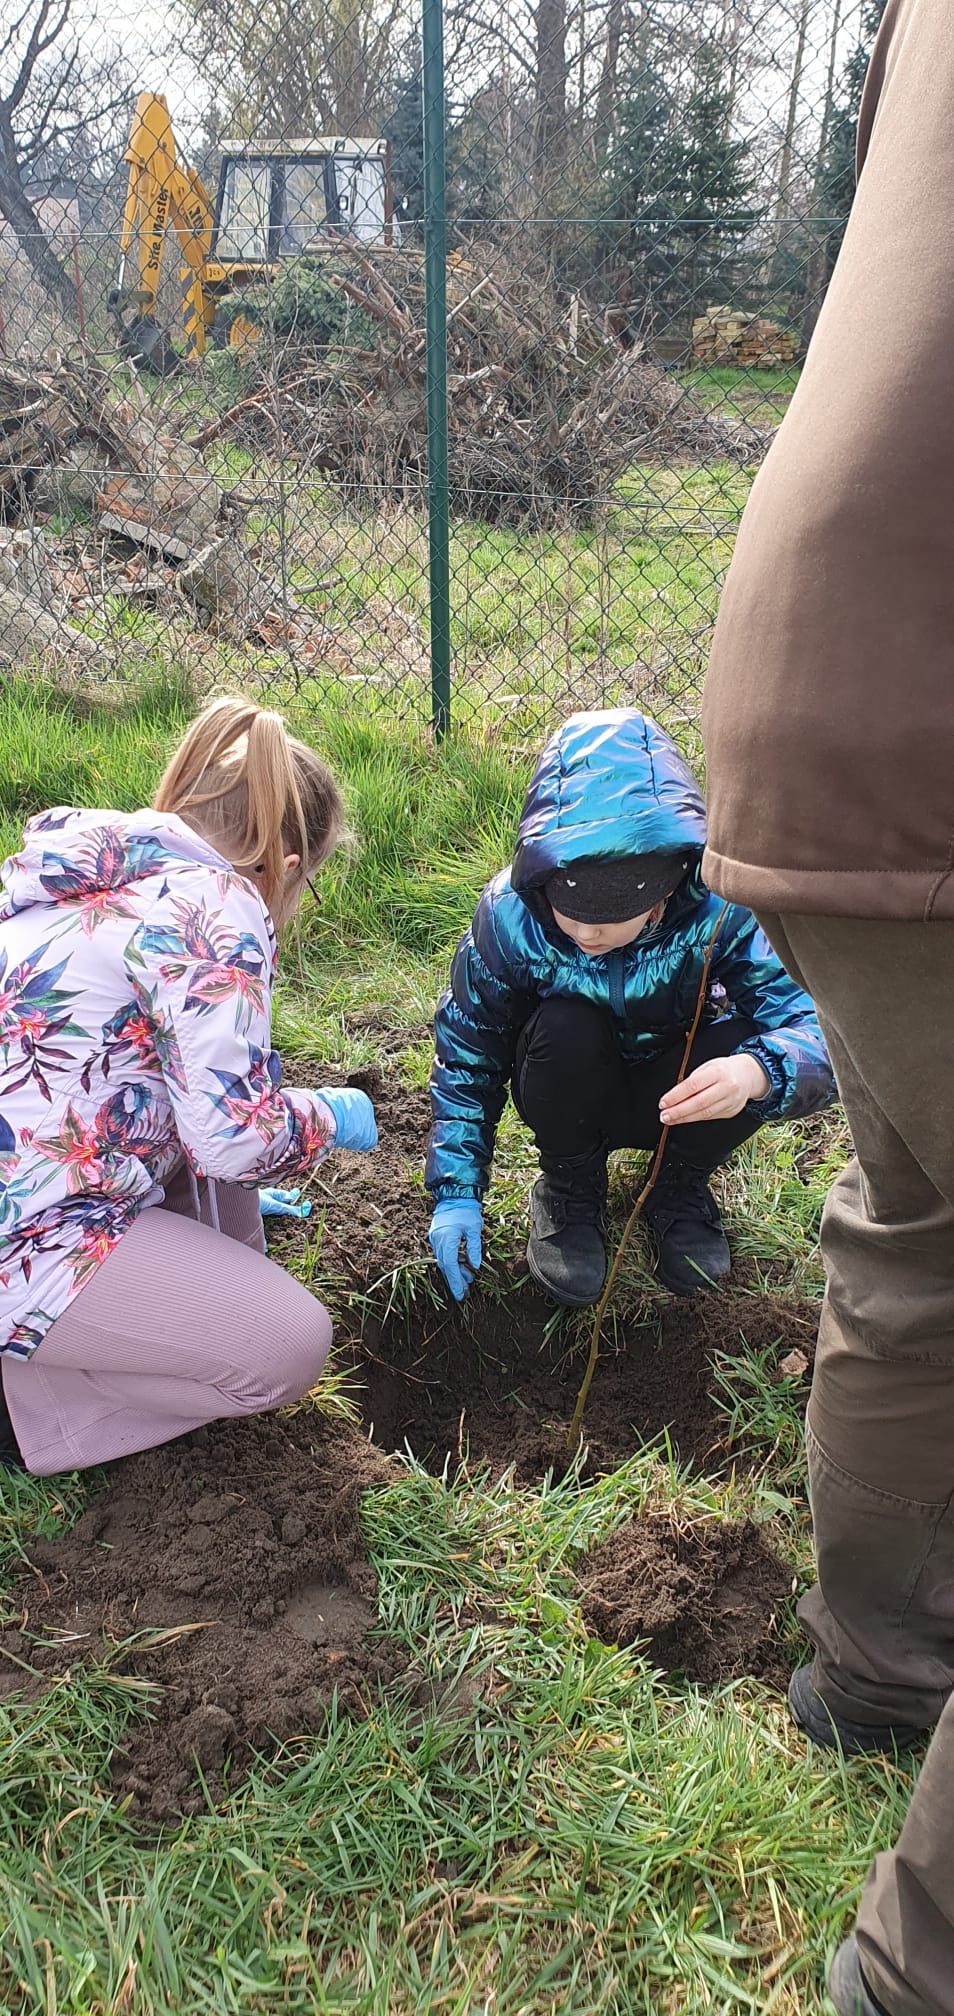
[0,0,884,736]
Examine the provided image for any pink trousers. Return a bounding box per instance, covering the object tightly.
[1,1171,332,1476]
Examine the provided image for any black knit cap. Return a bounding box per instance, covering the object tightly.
[544,852,690,924]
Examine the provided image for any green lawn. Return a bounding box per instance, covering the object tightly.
[0,669,908,2016]
[680,365,801,430]
[60,424,759,747]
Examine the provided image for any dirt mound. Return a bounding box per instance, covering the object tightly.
[353,1288,815,1481]
[576,1512,790,1686]
[0,1410,402,1821]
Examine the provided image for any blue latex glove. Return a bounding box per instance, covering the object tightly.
[429,1199,483,1301]
[259,1186,312,1220]
[320,1086,378,1153]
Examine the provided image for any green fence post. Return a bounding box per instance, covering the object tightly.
[422,0,451,738]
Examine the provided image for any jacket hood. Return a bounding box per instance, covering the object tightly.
[0,807,240,920]
[511,710,707,897]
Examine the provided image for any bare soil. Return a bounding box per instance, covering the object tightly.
[0,1061,817,1813]
[267,1064,435,1290]
[576,1512,790,1687]
[270,1066,817,1483]
[351,1288,815,1482]
[0,1409,402,1822]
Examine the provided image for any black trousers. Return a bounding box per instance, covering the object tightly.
[511,996,765,1175]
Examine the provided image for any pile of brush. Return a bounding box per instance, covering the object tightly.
[234,241,766,528]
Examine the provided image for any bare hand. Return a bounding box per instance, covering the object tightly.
[658,1053,770,1127]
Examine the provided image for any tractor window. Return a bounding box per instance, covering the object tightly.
[280,162,333,252]
[217,158,272,262]
[330,155,387,242]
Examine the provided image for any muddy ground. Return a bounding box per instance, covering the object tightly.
[0,1060,817,1813]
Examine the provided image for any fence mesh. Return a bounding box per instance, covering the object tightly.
[0,0,884,736]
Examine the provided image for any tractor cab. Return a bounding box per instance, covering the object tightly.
[212,140,394,264]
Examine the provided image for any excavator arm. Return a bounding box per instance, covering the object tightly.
[113,92,217,364]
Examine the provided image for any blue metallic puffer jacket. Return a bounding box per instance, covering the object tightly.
[427,710,836,1201]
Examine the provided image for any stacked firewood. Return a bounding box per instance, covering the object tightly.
[692,305,797,369]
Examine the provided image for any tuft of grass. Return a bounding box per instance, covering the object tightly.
[720,1113,850,1301]
[711,1343,811,1488]
[0,670,524,965]
[0,1466,93,1591]
[302,705,525,957]
[0,669,194,861]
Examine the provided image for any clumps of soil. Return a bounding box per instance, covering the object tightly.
[0,1409,402,1821]
[355,1289,815,1482]
[269,1067,433,1290]
[576,1512,791,1686]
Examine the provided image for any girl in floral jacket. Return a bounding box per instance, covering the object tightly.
[0,696,376,1475]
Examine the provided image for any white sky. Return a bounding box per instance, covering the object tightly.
[29,0,878,178]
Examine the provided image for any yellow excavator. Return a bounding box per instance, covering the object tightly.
[110,92,394,373]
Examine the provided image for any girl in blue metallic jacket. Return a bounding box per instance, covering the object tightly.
[426,709,835,1306]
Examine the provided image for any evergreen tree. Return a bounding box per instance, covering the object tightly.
[660,41,758,324]
[599,45,676,328]
[382,71,507,243]
[600,39,758,335]
[818,0,889,272]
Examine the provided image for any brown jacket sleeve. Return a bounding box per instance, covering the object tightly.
[702,0,954,922]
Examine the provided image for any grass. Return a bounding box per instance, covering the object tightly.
[680,365,801,430]
[0,1448,912,2015]
[43,422,763,749]
[0,650,899,2016]
[314,459,753,739]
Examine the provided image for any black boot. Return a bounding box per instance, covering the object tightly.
[829,1937,897,2016]
[527,1150,608,1308]
[641,1154,730,1297]
[788,1665,928,1757]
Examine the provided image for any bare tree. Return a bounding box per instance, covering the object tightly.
[533,0,568,183]
[592,0,623,158]
[180,0,407,138]
[0,1,78,311]
[801,0,844,342]
[772,0,812,230]
[0,0,131,316]
[812,0,845,193]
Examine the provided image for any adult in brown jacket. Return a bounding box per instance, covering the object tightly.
[703,5,954,2015]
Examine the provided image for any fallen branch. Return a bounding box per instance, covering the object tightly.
[187,374,313,452]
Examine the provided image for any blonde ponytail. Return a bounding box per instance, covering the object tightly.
[155,695,343,912]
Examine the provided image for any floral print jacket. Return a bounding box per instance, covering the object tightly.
[0,808,336,1358]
